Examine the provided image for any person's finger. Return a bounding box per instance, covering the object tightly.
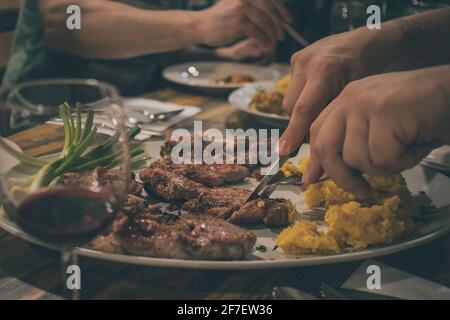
[243,4,278,46]
[317,112,370,199]
[302,149,323,184]
[282,72,305,115]
[280,80,332,155]
[271,0,293,23]
[248,0,284,40]
[342,115,391,176]
[368,119,421,173]
[391,141,438,173]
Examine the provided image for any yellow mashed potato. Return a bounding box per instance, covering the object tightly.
[277,220,341,255]
[277,157,416,255]
[248,74,291,115]
[325,196,405,249]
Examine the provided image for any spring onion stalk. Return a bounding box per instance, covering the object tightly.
[0,138,46,168]
[4,103,150,199]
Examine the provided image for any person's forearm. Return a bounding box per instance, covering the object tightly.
[386,8,450,69]
[40,0,204,59]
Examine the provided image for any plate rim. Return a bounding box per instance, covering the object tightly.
[162,62,288,90]
[0,210,448,270]
[228,80,290,122]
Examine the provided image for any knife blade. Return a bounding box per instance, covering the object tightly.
[244,151,297,204]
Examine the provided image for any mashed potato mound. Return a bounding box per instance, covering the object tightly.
[325,196,405,249]
[277,220,341,255]
[282,157,411,208]
[277,157,417,255]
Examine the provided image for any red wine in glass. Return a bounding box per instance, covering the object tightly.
[15,186,120,299]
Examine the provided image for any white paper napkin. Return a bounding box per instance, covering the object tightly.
[47,98,201,141]
[123,98,201,132]
[342,259,450,300]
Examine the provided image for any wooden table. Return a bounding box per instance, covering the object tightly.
[1,88,449,300]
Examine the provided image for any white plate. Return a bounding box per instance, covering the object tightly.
[163,62,288,92]
[0,142,449,270]
[229,81,290,128]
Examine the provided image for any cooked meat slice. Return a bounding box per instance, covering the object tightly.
[139,168,205,201]
[90,233,123,254]
[63,167,143,196]
[182,188,250,219]
[139,168,291,227]
[228,198,291,227]
[160,134,211,158]
[113,209,256,260]
[150,157,249,186]
[160,133,273,170]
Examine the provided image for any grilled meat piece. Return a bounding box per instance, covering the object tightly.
[182,187,250,219]
[160,134,211,158]
[228,198,291,227]
[160,133,273,171]
[150,157,249,186]
[140,168,290,227]
[140,168,205,201]
[113,206,256,260]
[63,167,143,196]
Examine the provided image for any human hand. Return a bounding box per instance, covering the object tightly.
[215,39,274,62]
[197,0,291,50]
[279,27,401,155]
[303,66,450,199]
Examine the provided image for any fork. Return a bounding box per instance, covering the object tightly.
[128,109,184,125]
[258,175,330,199]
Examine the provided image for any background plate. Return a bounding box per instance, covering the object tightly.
[229,81,290,128]
[163,62,288,93]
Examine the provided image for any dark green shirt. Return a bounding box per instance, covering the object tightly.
[2,0,195,95]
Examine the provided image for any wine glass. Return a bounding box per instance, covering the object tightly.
[0,79,130,299]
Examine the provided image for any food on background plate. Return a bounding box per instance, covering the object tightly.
[275,74,291,94]
[213,74,255,85]
[276,158,417,255]
[249,74,291,115]
[249,90,285,115]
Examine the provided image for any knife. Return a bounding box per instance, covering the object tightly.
[244,148,299,204]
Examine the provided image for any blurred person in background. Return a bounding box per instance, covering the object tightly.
[2,0,291,95]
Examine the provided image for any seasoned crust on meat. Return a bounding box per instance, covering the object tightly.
[140,168,205,201]
[150,157,249,187]
[140,168,291,227]
[113,207,256,260]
